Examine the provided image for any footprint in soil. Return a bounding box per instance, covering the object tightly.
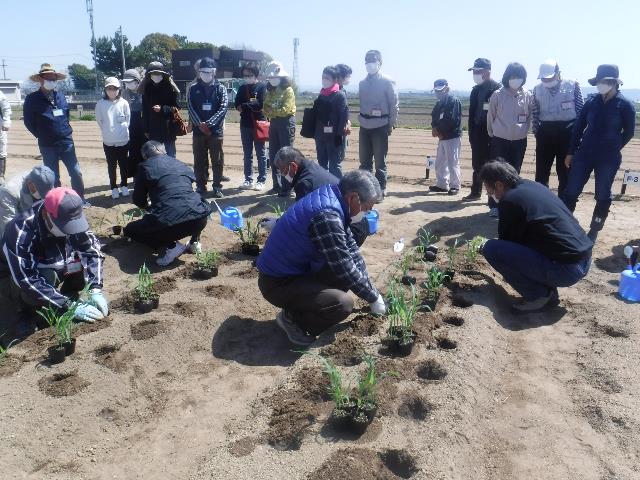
[416,359,447,381]
[130,320,163,341]
[93,345,135,373]
[321,334,365,366]
[38,370,90,397]
[379,449,420,479]
[98,407,122,424]
[397,392,433,421]
[442,315,465,327]
[204,284,237,298]
[349,313,380,336]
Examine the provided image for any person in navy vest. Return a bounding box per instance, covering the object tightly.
[561,64,636,243]
[257,169,386,346]
[187,57,228,198]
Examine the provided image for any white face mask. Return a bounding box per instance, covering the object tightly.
[43,80,57,91]
[435,90,447,101]
[473,73,484,85]
[365,62,380,75]
[31,188,41,200]
[543,79,559,89]
[106,89,119,99]
[343,77,351,86]
[597,82,613,95]
[199,72,214,83]
[151,74,163,84]
[321,79,333,89]
[269,78,281,87]
[509,78,524,90]
[125,81,139,90]
[243,76,257,85]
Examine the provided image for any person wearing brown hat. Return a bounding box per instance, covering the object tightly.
[23,64,88,206]
[561,64,636,242]
[141,62,180,157]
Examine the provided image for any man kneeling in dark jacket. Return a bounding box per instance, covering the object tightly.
[261,147,371,245]
[124,141,211,266]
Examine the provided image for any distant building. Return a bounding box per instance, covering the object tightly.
[0,80,22,104]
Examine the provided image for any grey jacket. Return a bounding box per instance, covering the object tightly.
[487,87,533,141]
[358,72,399,130]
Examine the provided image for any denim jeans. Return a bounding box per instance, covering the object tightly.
[315,136,342,178]
[268,116,295,193]
[164,141,176,158]
[240,126,267,183]
[39,140,85,198]
[482,239,591,301]
[359,125,389,190]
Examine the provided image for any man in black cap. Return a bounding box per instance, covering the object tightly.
[561,64,636,242]
[187,57,228,198]
[464,58,500,202]
[1,187,108,337]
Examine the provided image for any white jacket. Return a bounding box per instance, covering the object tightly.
[95,97,130,146]
[0,172,33,239]
[0,91,11,129]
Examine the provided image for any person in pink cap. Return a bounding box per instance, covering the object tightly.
[1,187,108,338]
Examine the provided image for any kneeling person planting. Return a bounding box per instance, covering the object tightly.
[257,170,387,346]
[479,160,592,313]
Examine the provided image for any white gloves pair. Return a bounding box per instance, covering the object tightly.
[369,293,387,315]
[74,289,109,323]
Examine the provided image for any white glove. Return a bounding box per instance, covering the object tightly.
[260,217,278,232]
[89,289,109,316]
[369,293,386,315]
[74,303,105,323]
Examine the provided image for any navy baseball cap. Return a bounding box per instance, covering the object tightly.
[468,58,491,71]
[44,187,89,235]
[199,57,217,70]
[433,79,448,91]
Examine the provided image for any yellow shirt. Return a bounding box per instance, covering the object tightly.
[263,86,296,119]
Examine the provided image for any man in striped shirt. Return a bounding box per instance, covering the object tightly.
[531,60,584,197]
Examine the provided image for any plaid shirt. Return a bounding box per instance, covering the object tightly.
[308,210,379,303]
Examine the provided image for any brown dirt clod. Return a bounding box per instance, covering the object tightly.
[93,344,135,373]
[397,392,433,421]
[265,396,317,451]
[154,276,177,294]
[416,359,447,381]
[307,448,405,480]
[349,313,381,336]
[204,284,237,298]
[38,370,90,397]
[228,436,258,457]
[130,320,162,341]
[321,334,365,366]
[171,301,200,317]
[379,449,420,479]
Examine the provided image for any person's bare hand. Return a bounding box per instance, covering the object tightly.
[152,105,161,113]
[564,155,573,168]
[199,122,211,135]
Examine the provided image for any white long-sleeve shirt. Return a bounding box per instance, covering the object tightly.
[0,91,11,129]
[95,97,130,146]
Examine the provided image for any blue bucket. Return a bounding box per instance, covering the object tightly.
[220,207,243,231]
[619,267,640,302]
[365,209,379,234]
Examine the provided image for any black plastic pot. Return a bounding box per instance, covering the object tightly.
[241,243,260,256]
[444,269,455,283]
[347,411,374,435]
[63,338,76,356]
[192,266,218,279]
[48,345,66,364]
[151,294,160,309]
[400,275,417,286]
[359,403,378,422]
[386,327,417,357]
[330,405,354,431]
[423,250,437,262]
[420,296,438,312]
[112,225,123,235]
[426,244,439,254]
[134,298,155,314]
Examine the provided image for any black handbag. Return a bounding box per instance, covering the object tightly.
[300,106,317,138]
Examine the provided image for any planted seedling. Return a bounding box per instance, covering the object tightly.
[0,335,17,366]
[417,227,439,261]
[134,263,159,313]
[445,239,459,280]
[386,284,419,356]
[398,250,417,285]
[421,266,448,312]
[270,202,286,218]
[193,250,220,279]
[234,218,261,256]
[463,236,486,266]
[37,304,79,363]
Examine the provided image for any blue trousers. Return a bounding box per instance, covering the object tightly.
[240,126,267,183]
[561,150,621,230]
[164,141,176,158]
[39,140,85,198]
[315,136,343,178]
[482,239,591,301]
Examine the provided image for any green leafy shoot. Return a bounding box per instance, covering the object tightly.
[357,354,378,406]
[233,218,261,245]
[196,250,220,270]
[37,304,78,347]
[270,202,286,218]
[417,227,438,255]
[423,266,448,299]
[387,285,419,340]
[316,355,351,408]
[464,236,486,265]
[447,239,460,271]
[0,335,17,365]
[135,263,155,300]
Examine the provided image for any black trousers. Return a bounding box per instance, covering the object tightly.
[103,144,128,189]
[124,215,207,250]
[489,137,527,174]
[469,126,492,196]
[535,121,572,197]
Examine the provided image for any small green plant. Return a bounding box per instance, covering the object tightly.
[387,285,419,343]
[398,249,415,277]
[464,236,486,265]
[315,355,351,409]
[0,335,17,365]
[423,266,448,299]
[270,202,286,218]
[37,304,78,347]
[196,250,220,270]
[447,239,460,272]
[356,354,378,407]
[234,218,261,245]
[135,263,155,300]
[417,228,438,255]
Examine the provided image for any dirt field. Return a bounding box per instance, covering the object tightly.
[1,122,639,480]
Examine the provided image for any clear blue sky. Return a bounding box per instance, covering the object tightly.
[2,0,639,92]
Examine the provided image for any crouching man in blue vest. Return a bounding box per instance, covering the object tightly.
[257,170,387,346]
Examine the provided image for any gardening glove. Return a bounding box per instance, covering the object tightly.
[369,293,387,315]
[89,288,109,316]
[74,303,104,323]
[260,217,278,232]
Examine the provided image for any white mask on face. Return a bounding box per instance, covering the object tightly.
[244,76,257,85]
[199,72,214,83]
[365,62,380,75]
[343,77,351,86]
[43,80,57,91]
[151,74,163,84]
[30,188,41,200]
[269,78,281,87]
[321,79,333,89]
[597,82,613,95]
[543,79,559,89]
[509,78,524,90]
[473,73,484,85]
[125,81,139,90]
[106,89,119,99]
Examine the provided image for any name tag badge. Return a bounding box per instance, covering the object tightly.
[483,102,490,111]
[518,114,528,123]
[371,109,382,117]
[202,103,212,111]
[439,112,444,120]
[561,101,574,110]
[323,126,334,134]
[52,109,64,117]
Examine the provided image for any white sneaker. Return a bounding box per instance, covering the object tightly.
[82,200,92,208]
[489,208,499,218]
[120,186,130,197]
[111,188,120,199]
[240,180,254,190]
[254,181,265,191]
[156,241,187,266]
[187,241,202,254]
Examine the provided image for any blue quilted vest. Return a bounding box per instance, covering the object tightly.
[257,184,347,277]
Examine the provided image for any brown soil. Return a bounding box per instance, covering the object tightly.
[93,344,135,373]
[397,391,433,421]
[203,284,237,298]
[228,436,258,458]
[171,301,201,317]
[441,314,465,327]
[416,359,448,381]
[235,266,259,279]
[306,448,413,480]
[321,333,366,366]
[154,276,177,294]
[130,320,163,341]
[0,355,23,377]
[294,366,331,402]
[349,313,381,336]
[265,393,319,451]
[37,370,90,397]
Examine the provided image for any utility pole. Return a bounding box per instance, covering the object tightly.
[86,0,98,91]
[292,38,300,88]
[119,26,126,76]
[1,59,6,80]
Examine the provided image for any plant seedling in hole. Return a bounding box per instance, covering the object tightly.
[464,236,486,265]
[135,263,155,300]
[446,239,460,277]
[422,266,448,310]
[37,304,79,362]
[234,218,261,255]
[398,250,417,284]
[269,202,286,218]
[196,250,220,270]
[0,334,17,366]
[315,354,351,409]
[417,227,439,259]
[386,284,419,353]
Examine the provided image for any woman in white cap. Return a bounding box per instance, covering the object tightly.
[263,61,296,196]
[141,62,180,157]
[95,77,131,199]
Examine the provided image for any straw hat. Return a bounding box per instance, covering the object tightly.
[29,63,67,82]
